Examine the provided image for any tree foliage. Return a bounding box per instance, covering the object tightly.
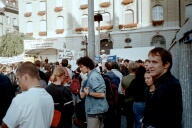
[0,32,34,57]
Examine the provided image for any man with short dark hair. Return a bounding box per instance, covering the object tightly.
[144,47,182,128]
[61,59,72,85]
[1,62,54,128]
[123,59,130,76]
[77,56,108,128]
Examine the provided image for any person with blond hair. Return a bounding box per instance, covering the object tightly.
[1,62,54,128]
[46,67,74,128]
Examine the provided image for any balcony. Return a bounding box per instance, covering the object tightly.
[39,32,47,36]
[99,2,111,8]
[121,0,133,5]
[80,4,88,10]
[55,29,64,34]
[96,25,113,31]
[54,7,63,12]
[24,12,32,17]
[37,11,46,16]
[152,20,164,26]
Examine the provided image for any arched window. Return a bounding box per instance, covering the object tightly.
[151,35,166,48]
[101,13,111,26]
[124,10,134,24]
[152,5,163,21]
[27,21,33,33]
[186,4,192,19]
[40,20,46,32]
[39,1,46,11]
[26,3,32,12]
[56,16,64,29]
[81,15,88,27]
[56,0,63,7]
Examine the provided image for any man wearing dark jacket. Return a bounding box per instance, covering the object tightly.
[103,62,120,128]
[145,47,182,128]
[0,74,14,125]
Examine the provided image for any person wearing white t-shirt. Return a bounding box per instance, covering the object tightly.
[1,62,54,128]
[100,50,107,70]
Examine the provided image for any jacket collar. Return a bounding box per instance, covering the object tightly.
[154,71,171,87]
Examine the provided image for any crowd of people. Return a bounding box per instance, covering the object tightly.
[0,47,182,128]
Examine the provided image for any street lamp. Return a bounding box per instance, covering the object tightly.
[94,10,103,56]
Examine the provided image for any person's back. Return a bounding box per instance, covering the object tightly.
[0,74,14,125]
[2,62,54,128]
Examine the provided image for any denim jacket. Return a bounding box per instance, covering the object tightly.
[85,69,109,114]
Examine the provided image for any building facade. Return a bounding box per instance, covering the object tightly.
[18,0,192,57]
[0,0,19,37]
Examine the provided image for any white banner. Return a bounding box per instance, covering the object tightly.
[0,54,24,64]
[24,38,64,50]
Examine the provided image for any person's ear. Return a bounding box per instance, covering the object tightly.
[164,62,170,69]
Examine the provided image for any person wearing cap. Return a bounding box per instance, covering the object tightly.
[100,50,107,71]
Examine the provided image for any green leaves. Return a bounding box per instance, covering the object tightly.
[0,32,33,57]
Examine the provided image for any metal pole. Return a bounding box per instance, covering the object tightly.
[97,10,101,57]
[88,0,95,61]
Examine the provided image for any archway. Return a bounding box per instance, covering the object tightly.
[100,39,113,55]
[151,35,166,48]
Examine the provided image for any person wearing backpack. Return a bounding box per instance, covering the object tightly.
[103,62,120,128]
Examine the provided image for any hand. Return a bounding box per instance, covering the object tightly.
[84,87,90,96]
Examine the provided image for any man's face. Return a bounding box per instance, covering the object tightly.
[79,64,90,74]
[148,55,168,78]
[144,62,149,71]
[123,61,128,67]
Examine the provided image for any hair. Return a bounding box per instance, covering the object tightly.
[61,59,68,67]
[144,59,150,63]
[135,66,146,80]
[145,71,155,82]
[44,58,48,63]
[112,62,119,69]
[76,56,95,70]
[55,61,59,66]
[137,59,143,64]
[51,67,65,82]
[34,60,41,67]
[105,62,113,71]
[76,67,81,73]
[148,47,172,70]
[124,59,129,63]
[128,61,139,73]
[16,61,39,79]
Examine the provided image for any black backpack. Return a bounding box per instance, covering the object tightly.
[102,75,119,107]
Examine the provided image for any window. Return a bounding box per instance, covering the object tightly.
[81,15,88,27]
[101,13,111,26]
[56,16,64,29]
[186,4,192,19]
[81,0,87,4]
[13,18,17,26]
[39,1,46,11]
[6,16,10,25]
[40,20,46,32]
[26,3,32,12]
[152,5,163,21]
[124,10,134,24]
[56,0,63,7]
[27,21,33,33]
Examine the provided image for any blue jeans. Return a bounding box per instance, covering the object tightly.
[133,102,145,128]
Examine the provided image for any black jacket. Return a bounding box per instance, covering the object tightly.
[144,71,183,128]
